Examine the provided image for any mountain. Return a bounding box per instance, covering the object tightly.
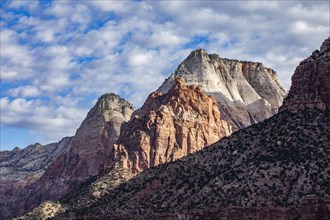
[3,48,287,220]
[16,75,233,220]
[109,77,231,174]
[158,49,287,131]
[28,38,329,219]
[0,94,134,219]
[56,109,330,219]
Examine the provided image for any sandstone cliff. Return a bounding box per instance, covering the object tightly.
[1,94,134,219]
[280,37,330,112]
[158,49,287,131]
[110,77,231,174]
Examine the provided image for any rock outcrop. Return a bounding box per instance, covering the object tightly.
[110,77,231,174]
[158,49,287,131]
[32,94,134,198]
[1,94,134,219]
[280,37,330,112]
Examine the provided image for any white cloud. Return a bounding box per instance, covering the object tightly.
[1,0,329,149]
[46,2,73,17]
[8,0,39,12]
[0,97,88,143]
[87,1,135,13]
[8,86,40,97]
[0,29,36,80]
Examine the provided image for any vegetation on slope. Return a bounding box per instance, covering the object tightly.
[16,167,133,220]
[54,109,330,218]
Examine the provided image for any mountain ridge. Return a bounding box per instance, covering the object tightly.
[3,47,290,219]
[17,37,330,220]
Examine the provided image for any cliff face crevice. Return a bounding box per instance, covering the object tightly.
[158,49,287,131]
[110,77,232,174]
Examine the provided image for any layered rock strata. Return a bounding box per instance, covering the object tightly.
[158,49,287,131]
[280,37,330,112]
[110,77,232,174]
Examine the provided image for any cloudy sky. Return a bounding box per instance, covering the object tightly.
[1,0,329,150]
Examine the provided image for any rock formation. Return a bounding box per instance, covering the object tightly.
[32,94,134,198]
[158,49,287,131]
[0,94,134,219]
[110,77,231,174]
[31,38,329,219]
[280,37,330,112]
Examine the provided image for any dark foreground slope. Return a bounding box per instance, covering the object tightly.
[47,109,329,219]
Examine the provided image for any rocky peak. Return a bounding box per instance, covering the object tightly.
[86,93,134,121]
[38,92,134,187]
[280,37,330,112]
[158,49,287,131]
[320,37,330,53]
[110,77,232,174]
[2,93,134,219]
[186,48,209,60]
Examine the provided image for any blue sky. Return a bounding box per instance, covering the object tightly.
[1,0,329,151]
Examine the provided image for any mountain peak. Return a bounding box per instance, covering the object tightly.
[280,37,330,112]
[158,49,287,131]
[98,92,121,101]
[191,48,207,54]
[320,37,330,53]
[187,48,209,60]
[86,93,134,121]
[95,93,133,109]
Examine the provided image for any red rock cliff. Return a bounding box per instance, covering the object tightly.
[110,77,232,174]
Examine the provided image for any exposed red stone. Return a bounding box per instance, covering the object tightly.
[109,77,232,174]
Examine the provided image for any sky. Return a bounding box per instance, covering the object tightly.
[1,0,329,151]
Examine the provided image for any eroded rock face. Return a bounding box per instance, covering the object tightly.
[1,94,134,219]
[110,77,231,174]
[280,37,330,112]
[158,49,287,131]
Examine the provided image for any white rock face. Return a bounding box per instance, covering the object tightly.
[158,49,287,130]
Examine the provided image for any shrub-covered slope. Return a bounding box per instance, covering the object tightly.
[55,109,330,218]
